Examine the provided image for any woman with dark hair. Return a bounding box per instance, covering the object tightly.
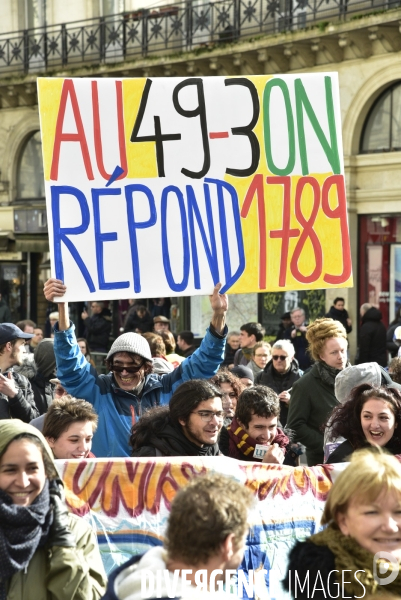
[209,369,244,425]
[0,419,107,600]
[326,383,401,463]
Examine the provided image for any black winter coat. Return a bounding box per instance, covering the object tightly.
[131,420,220,457]
[221,343,237,367]
[84,313,112,351]
[325,306,352,334]
[30,372,55,415]
[283,326,312,370]
[326,436,401,464]
[255,360,301,427]
[124,311,153,334]
[387,320,401,358]
[356,307,387,367]
[0,299,12,323]
[283,540,337,599]
[0,369,39,422]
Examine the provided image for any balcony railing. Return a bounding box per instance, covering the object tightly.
[0,0,399,75]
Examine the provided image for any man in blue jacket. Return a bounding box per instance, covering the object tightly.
[44,278,228,457]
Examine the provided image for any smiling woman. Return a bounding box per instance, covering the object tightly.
[0,419,107,600]
[284,449,401,599]
[326,384,401,464]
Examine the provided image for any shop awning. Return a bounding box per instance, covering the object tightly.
[14,237,49,253]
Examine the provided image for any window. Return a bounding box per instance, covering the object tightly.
[17,131,45,201]
[361,82,401,153]
[25,0,45,29]
[101,0,124,16]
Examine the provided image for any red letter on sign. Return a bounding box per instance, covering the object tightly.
[241,174,267,289]
[290,177,322,284]
[322,175,352,284]
[50,79,94,181]
[268,176,300,287]
[92,80,127,181]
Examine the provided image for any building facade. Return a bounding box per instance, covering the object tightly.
[0,0,400,356]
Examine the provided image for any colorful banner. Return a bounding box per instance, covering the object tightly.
[38,75,352,302]
[56,456,338,599]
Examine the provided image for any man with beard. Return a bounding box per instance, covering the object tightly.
[44,278,228,458]
[130,380,223,457]
[0,323,39,421]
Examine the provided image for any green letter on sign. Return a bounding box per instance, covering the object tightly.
[295,76,340,176]
[263,79,296,176]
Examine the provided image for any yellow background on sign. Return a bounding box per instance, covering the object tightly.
[37,76,352,293]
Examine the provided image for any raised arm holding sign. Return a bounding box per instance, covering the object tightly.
[43,278,228,458]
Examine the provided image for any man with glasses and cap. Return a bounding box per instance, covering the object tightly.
[44,278,228,458]
[0,323,39,421]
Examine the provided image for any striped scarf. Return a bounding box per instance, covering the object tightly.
[227,417,289,460]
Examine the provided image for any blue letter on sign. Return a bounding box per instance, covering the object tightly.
[125,184,157,293]
[51,185,95,292]
[92,188,129,290]
[161,185,190,293]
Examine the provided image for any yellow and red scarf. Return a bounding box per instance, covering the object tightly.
[227,417,289,461]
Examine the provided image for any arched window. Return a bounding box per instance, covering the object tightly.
[17,131,45,200]
[360,82,401,153]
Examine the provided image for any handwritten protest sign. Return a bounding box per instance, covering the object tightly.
[38,74,352,301]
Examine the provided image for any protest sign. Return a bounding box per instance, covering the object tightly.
[57,456,336,598]
[38,74,352,301]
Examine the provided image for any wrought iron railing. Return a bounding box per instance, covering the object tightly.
[0,0,399,75]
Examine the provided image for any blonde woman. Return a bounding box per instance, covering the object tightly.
[284,449,401,598]
[287,318,348,466]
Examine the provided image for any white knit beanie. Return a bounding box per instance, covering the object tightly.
[106,332,152,361]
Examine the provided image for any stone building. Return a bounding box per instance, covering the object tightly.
[0,0,400,356]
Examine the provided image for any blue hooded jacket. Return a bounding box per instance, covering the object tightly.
[54,323,226,457]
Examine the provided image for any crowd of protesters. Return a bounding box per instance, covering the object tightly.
[1,283,401,598]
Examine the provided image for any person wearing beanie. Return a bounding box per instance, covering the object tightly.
[43,278,228,458]
[229,365,254,388]
[0,323,39,422]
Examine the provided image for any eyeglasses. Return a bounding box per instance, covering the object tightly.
[272,355,288,361]
[192,410,225,422]
[112,361,145,374]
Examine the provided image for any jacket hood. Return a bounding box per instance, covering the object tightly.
[150,420,220,457]
[362,306,383,323]
[34,338,57,378]
[152,357,174,375]
[0,419,55,464]
[335,362,401,403]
